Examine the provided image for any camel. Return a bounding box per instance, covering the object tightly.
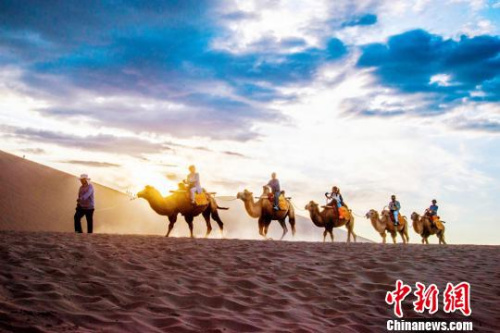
[236,187,296,240]
[305,200,357,243]
[365,209,410,244]
[411,212,446,244]
[137,185,228,238]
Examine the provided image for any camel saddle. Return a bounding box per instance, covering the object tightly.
[267,193,289,210]
[194,192,208,206]
[388,211,403,226]
[432,216,444,230]
[322,206,351,220]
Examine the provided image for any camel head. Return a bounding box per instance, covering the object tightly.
[365,209,378,219]
[236,189,253,202]
[137,185,162,200]
[305,200,319,212]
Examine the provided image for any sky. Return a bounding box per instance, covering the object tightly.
[1,0,499,244]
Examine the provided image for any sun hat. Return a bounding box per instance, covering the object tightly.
[79,174,90,180]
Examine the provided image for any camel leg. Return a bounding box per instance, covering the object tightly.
[399,231,406,244]
[329,229,334,242]
[258,217,266,238]
[439,232,446,245]
[323,230,327,243]
[348,226,357,243]
[381,233,386,244]
[166,215,177,237]
[185,216,195,238]
[391,232,397,244]
[346,218,356,243]
[421,237,425,244]
[287,205,296,236]
[210,208,224,237]
[202,209,212,238]
[278,219,288,240]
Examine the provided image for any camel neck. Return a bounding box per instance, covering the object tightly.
[244,197,262,218]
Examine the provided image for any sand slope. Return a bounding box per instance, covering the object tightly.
[0,231,498,332]
[0,150,370,242]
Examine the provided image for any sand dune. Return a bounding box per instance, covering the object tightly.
[0,231,498,332]
[0,150,370,242]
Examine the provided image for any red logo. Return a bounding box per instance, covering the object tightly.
[385,280,412,318]
[443,282,472,316]
[413,282,439,314]
[386,281,471,317]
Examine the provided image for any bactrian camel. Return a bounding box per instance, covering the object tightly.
[365,209,409,244]
[236,187,296,240]
[305,200,356,243]
[411,212,446,244]
[138,185,228,238]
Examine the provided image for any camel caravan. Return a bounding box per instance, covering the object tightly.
[137,167,447,244]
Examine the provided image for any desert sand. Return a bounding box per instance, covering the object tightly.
[0,150,370,242]
[0,231,499,332]
[1,150,499,332]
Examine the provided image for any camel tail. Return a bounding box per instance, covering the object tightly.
[216,206,229,210]
[288,202,296,236]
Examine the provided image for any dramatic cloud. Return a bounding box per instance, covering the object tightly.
[357,29,500,110]
[0,0,350,141]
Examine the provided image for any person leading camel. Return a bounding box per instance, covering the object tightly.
[184,165,202,205]
[74,174,95,233]
[426,199,439,226]
[388,195,401,226]
[266,172,281,211]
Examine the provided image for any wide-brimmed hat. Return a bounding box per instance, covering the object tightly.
[79,174,90,180]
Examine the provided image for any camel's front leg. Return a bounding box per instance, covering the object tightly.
[323,230,327,243]
[329,229,334,242]
[278,219,288,240]
[381,232,386,244]
[166,214,177,237]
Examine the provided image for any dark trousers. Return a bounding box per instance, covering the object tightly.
[74,207,94,233]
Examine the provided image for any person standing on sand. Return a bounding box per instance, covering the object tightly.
[74,174,95,233]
